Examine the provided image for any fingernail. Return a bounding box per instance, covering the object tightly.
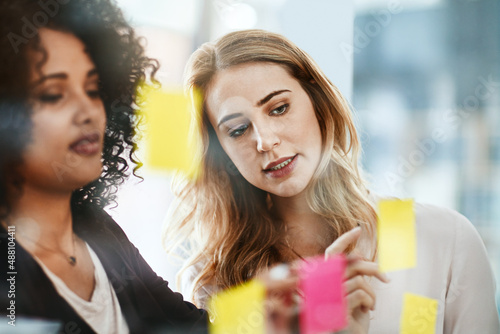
[269,264,290,281]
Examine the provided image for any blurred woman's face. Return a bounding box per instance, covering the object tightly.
[206,62,322,198]
[19,28,106,193]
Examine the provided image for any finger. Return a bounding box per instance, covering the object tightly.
[261,276,299,295]
[289,260,303,274]
[346,253,365,262]
[265,296,298,334]
[346,289,375,313]
[268,263,291,280]
[344,275,376,305]
[257,264,300,295]
[345,260,390,283]
[325,226,362,258]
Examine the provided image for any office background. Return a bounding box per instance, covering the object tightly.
[108,0,500,311]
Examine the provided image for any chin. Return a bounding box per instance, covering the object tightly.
[68,175,101,192]
[269,185,307,198]
[72,166,102,187]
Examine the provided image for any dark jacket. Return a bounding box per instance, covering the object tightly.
[0,205,208,334]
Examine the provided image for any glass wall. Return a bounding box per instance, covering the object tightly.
[109,1,500,311]
[353,0,500,309]
[111,0,355,286]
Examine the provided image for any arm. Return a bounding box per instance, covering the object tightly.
[444,213,499,333]
[126,245,209,326]
[88,208,209,332]
[179,263,216,309]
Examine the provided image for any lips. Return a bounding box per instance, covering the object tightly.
[70,132,101,156]
[263,154,298,178]
[264,155,297,171]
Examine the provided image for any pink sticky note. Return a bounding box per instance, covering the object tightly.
[299,255,347,334]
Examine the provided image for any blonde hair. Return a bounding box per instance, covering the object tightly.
[163,29,376,304]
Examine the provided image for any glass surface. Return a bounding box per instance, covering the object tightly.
[353,0,500,311]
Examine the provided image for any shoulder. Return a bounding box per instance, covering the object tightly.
[372,193,478,244]
[412,204,499,331]
[73,204,130,243]
[414,201,469,228]
[72,205,145,265]
[371,193,486,256]
[413,201,482,250]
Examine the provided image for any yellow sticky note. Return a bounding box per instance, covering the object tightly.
[140,85,201,179]
[208,280,266,334]
[400,293,438,334]
[377,199,416,272]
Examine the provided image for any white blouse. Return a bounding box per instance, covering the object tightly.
[369,201,499,333]
[181,201,500,333]
[35,243,130,334]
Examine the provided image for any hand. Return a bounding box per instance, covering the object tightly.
[257,264,299,334]
[325,227,389,334]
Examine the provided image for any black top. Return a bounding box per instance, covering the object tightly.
[0,205,208,334]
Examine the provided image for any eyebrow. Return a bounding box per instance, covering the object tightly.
[217,89,291,128]
[33,68,99,86]
[256,89,291,107]
[217,113,244,128]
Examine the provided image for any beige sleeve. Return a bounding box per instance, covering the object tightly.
[443,212,499,333]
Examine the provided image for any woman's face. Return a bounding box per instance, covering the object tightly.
[19,28,106,193]
[206,62,322,198]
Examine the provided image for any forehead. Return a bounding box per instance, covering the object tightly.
[206,62,299,117]
[30,28,93,78]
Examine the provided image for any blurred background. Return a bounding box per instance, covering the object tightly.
[108,0,500,311]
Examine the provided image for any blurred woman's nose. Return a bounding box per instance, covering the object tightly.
[74,92,104,125]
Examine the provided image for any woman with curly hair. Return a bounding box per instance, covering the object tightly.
[0,0,207,332]
[164,29,499,333]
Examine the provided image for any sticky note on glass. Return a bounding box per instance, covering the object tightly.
[208,280,266,334]
[400,293,438,334]
[140,85,201,178]
[377,199,416,272]
[299,255,347,334]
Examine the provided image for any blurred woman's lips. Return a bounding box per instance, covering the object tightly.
[263,154,298,178]
[70,132,100,156]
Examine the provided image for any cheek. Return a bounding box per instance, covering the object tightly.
[21,113,74,177]
[306,119,323,160]
[301,102,321,141]
[307,117,322,145]
[22,132,66,183]
[29,117,68,161]
[293,106,323,163]
[223,144,248,167]
[219,139,258,176]
[97,105,107,129]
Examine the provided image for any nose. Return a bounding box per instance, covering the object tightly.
[255,123,280,153]
[74,91,104,125]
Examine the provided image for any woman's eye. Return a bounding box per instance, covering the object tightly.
[38,94,63,103]
[269,104,289,116]
[87,90,101,99]
[229,124,249,138]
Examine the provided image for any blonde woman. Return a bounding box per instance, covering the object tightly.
[164,30,499,333]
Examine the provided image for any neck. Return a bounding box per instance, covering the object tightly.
[271,192,332,258]
[7,185,74,248]
[271,191,315,223]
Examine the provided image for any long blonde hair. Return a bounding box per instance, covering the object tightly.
[163,29,376,303]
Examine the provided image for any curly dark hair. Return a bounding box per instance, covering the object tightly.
[0,0,158,218]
